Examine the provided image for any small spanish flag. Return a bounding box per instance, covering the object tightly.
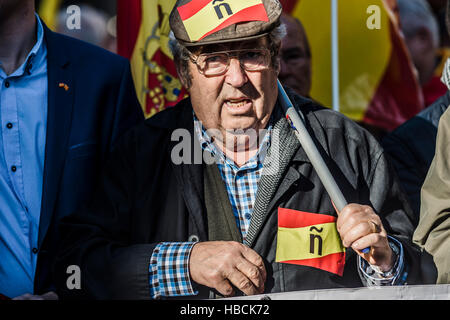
[178,0,269,42]
[276,208,346,276]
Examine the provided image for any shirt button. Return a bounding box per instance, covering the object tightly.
[188,234,199,242]
[32,248,38,254]
[6,123,13,129]
[4,81,10,88]
[11,166,17,172]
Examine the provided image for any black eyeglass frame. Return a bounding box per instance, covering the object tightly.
[189,48,273,76]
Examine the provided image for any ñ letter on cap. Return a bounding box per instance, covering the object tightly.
[178,0,269,42]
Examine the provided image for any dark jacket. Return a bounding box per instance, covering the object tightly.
[55,90,421,299]
[34,24,144,295]
[382,91,450,223]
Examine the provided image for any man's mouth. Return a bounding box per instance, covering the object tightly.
[225,98,252,110]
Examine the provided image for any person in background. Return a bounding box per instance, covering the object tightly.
[383,0,450,284]
[0,0,143,299]
[412,0,450,285]
[398,0,447,106]
[54,0,420,300]
[278,13,311,98]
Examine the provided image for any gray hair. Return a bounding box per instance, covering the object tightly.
[397,0,440,48]
[169,23,286,89]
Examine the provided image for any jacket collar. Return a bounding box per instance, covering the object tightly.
[38,23,75,248]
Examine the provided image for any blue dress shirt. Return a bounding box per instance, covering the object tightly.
[0,15,48,298]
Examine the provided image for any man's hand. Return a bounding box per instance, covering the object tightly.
[337,204,394,272]
[12,291,58,300]
[189,241,266,297]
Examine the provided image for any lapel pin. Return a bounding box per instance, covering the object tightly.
[58,83,69,91]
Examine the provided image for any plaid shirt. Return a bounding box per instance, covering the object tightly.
[194,115,272,239]
[148,117,272,299]
[148,116,407,299]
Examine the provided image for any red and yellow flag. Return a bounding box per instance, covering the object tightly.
[281,0,424,131]
[117,0,189,118]
[276,208,346,276]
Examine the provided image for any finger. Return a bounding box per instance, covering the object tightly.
[215,278,236,297]
[351,232,383,253]
[336,204,366,232]
[338,210,368,238]
[240,245,267,281]
[226,267,260,296]
[235,257,265,293]
[338,205,379,237]
[341,220,376,248]
[41,292,58,300]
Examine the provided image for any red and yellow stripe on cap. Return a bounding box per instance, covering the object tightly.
[276,208,346,276]
[178,0,269,42]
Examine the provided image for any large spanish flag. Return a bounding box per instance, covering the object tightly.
[117,0,189,118]
[281,0,424,132]
[276,208,346,276]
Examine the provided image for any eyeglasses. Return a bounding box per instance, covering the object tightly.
[189,48,272,76]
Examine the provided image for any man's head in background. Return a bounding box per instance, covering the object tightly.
[398,0,440,86]
[278,13,312,97]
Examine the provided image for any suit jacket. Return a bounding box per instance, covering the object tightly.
[34,24,144,294]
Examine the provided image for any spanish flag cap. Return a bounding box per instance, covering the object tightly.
[169,0,282,46]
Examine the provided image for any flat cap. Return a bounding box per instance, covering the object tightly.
[169,0,282,46]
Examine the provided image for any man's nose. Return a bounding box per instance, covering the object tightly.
[225,58,248,87]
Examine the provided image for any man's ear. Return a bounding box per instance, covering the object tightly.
[275,57,281,75]
[272,45,282,75]
[174,60,190,90]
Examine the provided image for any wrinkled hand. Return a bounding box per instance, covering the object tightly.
[189,241,266,297]
[337,204,394,272]
[13,291,59,300]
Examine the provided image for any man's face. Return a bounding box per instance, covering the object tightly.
[279,14,312,97]
[188,37,279,144]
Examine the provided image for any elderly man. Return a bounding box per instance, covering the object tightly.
[55,0,420,299]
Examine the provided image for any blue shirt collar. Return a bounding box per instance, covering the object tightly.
[0,13,45,79]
